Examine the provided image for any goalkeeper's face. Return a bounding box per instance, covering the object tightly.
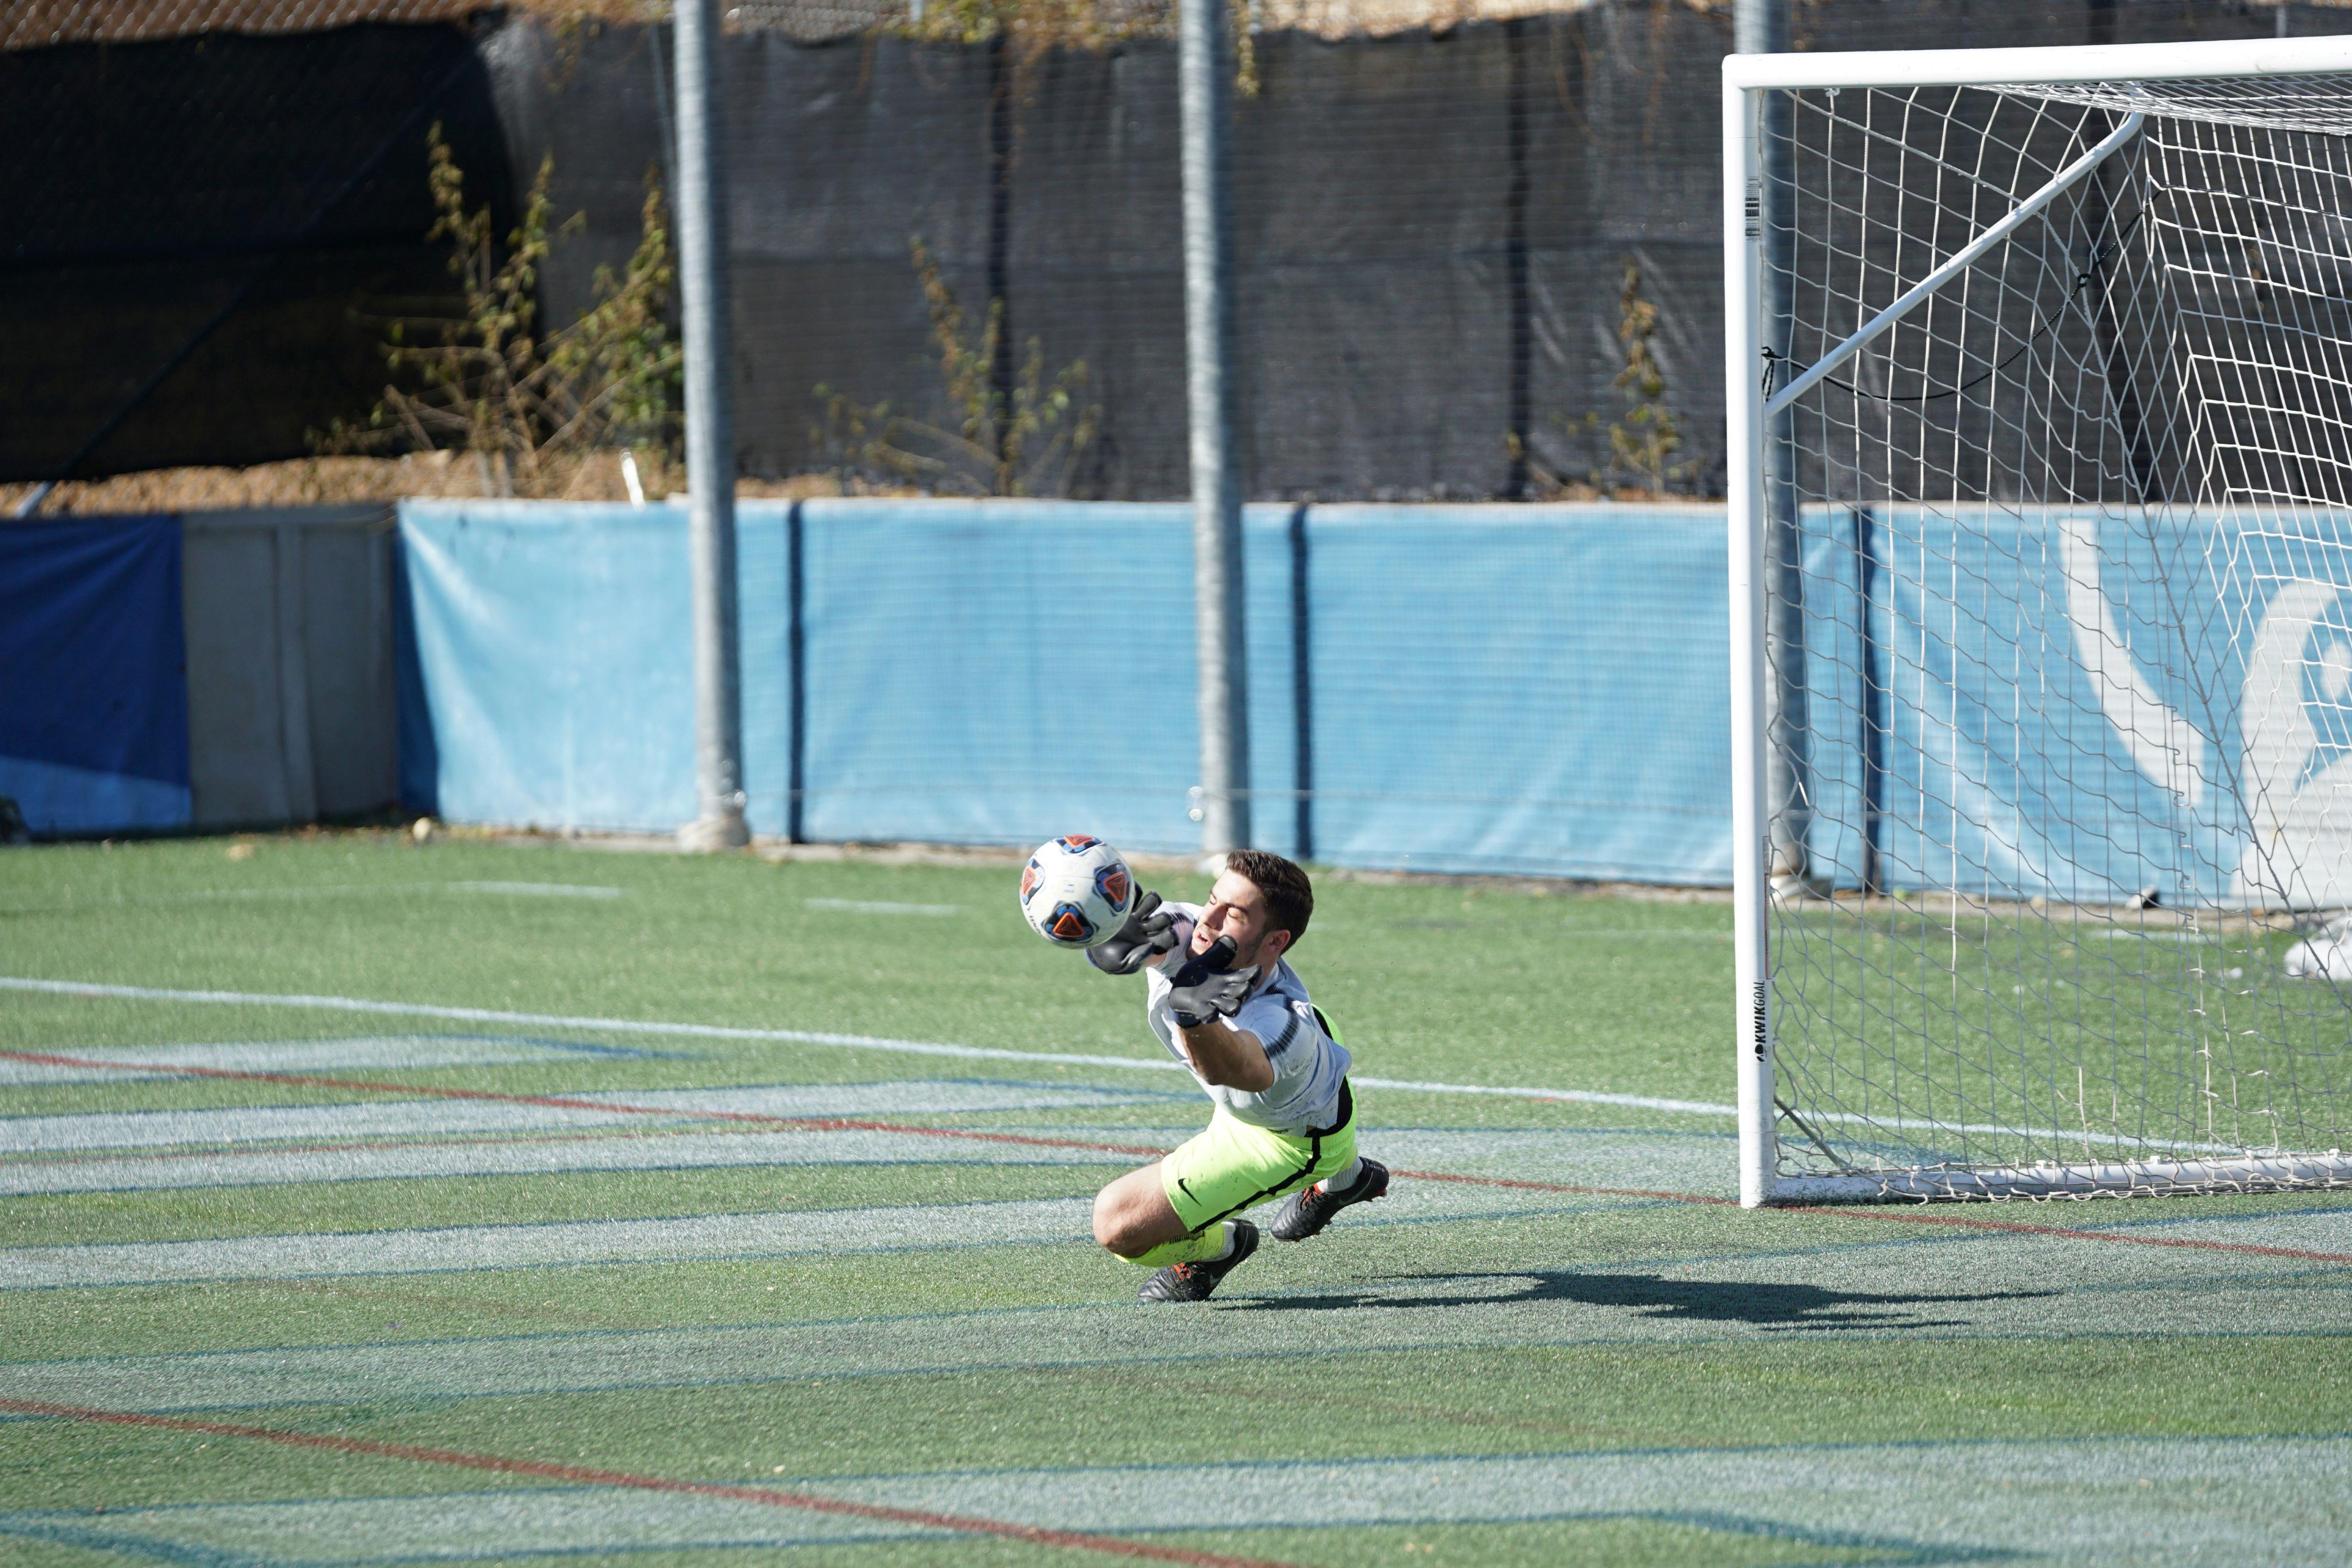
[1193,870,1293,971]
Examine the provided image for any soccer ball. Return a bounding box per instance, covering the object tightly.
[1019,835,1136,949]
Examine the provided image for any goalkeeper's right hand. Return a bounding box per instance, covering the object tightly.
[1087,890,1178,975]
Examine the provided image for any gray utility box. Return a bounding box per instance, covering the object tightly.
[181,506,398,828]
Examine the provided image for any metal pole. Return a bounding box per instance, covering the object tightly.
[675,0,748,851]
[1181,0,1250,859]
[1737,0,1808,895]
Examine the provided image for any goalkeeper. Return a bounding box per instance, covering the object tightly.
[1086,849,1388,1303]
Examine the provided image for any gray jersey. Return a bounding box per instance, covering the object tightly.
[1145,905,1351,1134]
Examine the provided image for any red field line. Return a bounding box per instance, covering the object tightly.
[0,1396,1304,1568]
[11,1047,2351,1265]
[1809,1203,2352,1263]
[1399,1168,1739,1207]
[3,1122,870,1169]
[0,1048,1170,1160]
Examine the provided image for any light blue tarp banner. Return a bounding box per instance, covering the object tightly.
[0,516,191,835]
[396,503,789,833]
[798,501,1203,851]
[1796,503,2352,906]
[1299,505,1731,881]
[398,499,1736,882]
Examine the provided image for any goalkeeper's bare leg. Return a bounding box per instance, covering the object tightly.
[1093,1164,1259,1304]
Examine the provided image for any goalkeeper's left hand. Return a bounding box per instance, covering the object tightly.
[1164,937,1256,1027]
[1088,890,1179,975]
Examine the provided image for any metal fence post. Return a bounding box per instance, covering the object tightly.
[676,0,748,851]
[1181,0,1251,860]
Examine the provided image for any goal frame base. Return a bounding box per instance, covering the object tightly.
[1761,1154,2352,1206]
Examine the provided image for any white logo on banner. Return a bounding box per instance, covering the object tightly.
[2061,513,2208,809]
[2235,577,2352,909]
[2063,516,2352,909]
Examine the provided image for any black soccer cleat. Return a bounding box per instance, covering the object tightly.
[1270,1159,1390,1242]
[1137,1220,1259,1303]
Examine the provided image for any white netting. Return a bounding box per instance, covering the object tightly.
[1759,68,2352,1197]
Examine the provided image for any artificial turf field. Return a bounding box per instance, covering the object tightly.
[3,833,2350,1566]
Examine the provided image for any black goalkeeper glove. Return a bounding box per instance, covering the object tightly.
[1163,936,1255,1027]
[1087,889,1179,975]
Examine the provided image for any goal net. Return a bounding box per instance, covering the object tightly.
[1724,39,2352,1203]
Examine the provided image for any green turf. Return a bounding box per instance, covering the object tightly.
[2,832,2350,1566]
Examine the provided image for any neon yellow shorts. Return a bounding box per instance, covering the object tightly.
[1159,1083,1358,1233]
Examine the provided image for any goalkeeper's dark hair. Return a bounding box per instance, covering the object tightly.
[1226,849,1312,949]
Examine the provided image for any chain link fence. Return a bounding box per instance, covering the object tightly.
[9,0,2352,511]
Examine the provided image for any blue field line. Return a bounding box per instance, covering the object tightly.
[0,976,1744,1118]
[10,1176,2342,1314]
[11,1319,2351,1429]
[983,1120,1742,1142]
[1,1234,2336,1380]
[2,1193,1083,1246]
[0,1071,1194,1118]
[791,1426,2352,1491]
[0,1493,1990,1566]
[0,1073,1194,1140]
[1078,1508,1986,1564]
[6,1178,2341,1333]
[0,1181,1641,1259]
[2012,1195,2352,1237]
[8,1236,2345,1424]
[460,1034,701,1061]
[0,1117,1739,1198]
[0,1518,930,1567]
[0,1194,1627,1295]
[0,1519,255,1568]
[3,1156,1133,1201]
[0,1032,704,1069]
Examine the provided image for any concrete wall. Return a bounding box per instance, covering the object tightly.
[182,506,399,827]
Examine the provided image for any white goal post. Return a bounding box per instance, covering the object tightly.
[1723,38,2352,1205]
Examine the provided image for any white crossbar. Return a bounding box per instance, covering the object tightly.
[1725,37,2352,93]
[1764,112,2143,419]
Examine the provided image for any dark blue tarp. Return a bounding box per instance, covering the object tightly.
[0,515,191,834]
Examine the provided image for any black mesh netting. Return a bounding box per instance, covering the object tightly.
[8,0,2351,495]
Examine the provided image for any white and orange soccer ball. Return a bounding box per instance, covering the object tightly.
[1018,835,1136,949]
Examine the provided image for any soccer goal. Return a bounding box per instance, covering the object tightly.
[1724,37,2352,1204]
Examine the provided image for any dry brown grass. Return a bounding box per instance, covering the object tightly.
[3,451,912,516]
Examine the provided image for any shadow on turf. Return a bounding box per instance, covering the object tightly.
[1227,1270,2056,1329]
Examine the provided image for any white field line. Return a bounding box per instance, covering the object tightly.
[0,883,625,916]
[0,1488,926,1559]
[0,1124,1727,1200]
[0,1197,1100,1290]
[6,1435,2346,1562]
[0,976,1732,1117]
[828,1436,2352,1555]
[0,1080,1155,1156]
[0,1180,1620,1294]
[0,1035,638,1088]
[0,976,2259,1154]
[0,1126,1138,1196]
[804,898,965,916]
[7,1225,2348,1414]
[8,1436,2352,1564]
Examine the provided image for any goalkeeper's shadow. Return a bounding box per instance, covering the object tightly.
[1221,1270,2057,1330]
